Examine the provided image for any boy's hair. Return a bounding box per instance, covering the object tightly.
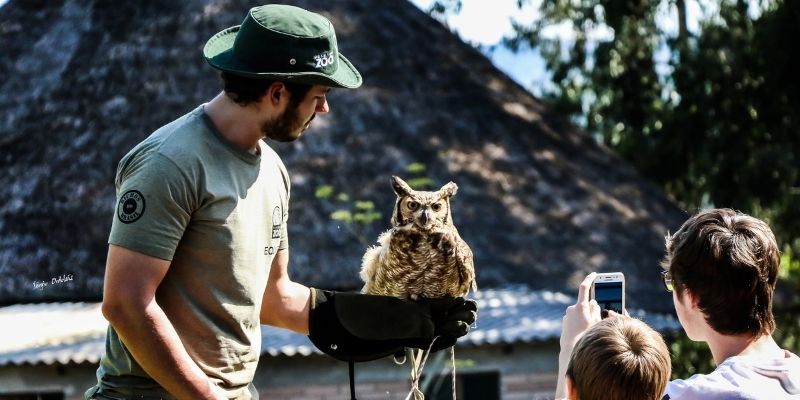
[661,208,780,336]
[219,71,312,107]
[567,317,671,400]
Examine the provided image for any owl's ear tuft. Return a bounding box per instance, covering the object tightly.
[439,182,458,198]
[391,176,413,197]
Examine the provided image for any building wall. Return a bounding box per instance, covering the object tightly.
[0,363,98,400]
[0,341,560,400]
[256,341,560,400]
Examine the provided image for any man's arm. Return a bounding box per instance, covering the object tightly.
[101,245,221,399]
[555,273,601,399]
[260,249,312,333]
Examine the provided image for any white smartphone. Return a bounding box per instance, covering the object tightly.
[591,272,625,318]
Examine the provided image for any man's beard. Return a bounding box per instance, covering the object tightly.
[262,104,315,143]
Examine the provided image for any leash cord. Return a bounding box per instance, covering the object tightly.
[349,360,357,400]
[404,337,440,400]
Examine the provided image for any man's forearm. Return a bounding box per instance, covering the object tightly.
[106,300,219,399]
[260,278,311,333]
[554,346,572,399]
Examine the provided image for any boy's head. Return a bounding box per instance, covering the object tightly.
[566,317,671,400]
[661,208,780,336]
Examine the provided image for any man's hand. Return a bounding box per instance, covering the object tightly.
[417,296,478,351]
[560,272,602,351]
[307,290,477,362]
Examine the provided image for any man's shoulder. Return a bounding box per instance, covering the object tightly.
[119,107,207,171]
[147,106,209,158]
[666,355,800,400]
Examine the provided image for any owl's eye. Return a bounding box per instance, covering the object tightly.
[431,203,442,212]
[407,201,419,210]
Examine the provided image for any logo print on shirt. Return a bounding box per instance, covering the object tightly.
[117,190,145,224]
[272,206,282,239]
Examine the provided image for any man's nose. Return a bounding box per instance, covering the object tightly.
[316,97,329,113]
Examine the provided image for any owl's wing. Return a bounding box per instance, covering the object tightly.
[458,239,477,293]
[360,245,381,294]
[359,229,394,294]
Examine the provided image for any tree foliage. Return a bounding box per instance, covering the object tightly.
[512,0,800,375]
[505,0,800,255]
[429,0,800,377]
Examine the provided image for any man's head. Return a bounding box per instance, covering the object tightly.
[204,4,360,142]
[661,208,780,337]
[566,317,671,400]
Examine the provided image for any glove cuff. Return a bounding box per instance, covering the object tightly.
[308,288,408,362]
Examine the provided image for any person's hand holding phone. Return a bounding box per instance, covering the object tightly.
[560,272,602,351]
[555,272,603,399]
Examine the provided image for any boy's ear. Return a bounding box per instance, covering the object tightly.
[565,375,577,400]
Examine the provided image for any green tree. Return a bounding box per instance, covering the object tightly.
[428,0,800,376]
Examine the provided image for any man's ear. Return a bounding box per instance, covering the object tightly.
[686,288,701,309]
[265,81,285,106]
[677,287,700,309]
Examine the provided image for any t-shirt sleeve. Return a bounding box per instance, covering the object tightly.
[108,152,194,261]
[277,154,290,251]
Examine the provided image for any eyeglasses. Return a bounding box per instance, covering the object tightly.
[661,270,674,292]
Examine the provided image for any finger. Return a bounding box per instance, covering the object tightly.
[463,299,478,312]
[576,272,597,303]
[439,320,469,337]
[588,299,600,315]
[447,310,477,325]
[431,336,457,352]
[427,296,464,311]
[588,299,604,320]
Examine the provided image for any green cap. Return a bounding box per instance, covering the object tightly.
[203,4,362,88]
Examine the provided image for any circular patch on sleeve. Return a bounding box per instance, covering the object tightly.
[117,190,146,224]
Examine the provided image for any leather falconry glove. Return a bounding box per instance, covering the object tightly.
[307,288,478,362]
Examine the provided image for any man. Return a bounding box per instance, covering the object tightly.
[86,5,476,399]
[556,209,800,400]
[659,208,798,399]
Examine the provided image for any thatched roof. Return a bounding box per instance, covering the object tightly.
[0,0,686,311]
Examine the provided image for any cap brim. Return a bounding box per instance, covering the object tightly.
[203,26,362,89]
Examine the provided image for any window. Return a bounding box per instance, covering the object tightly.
[424,371,500,400]
[0,393,64,400]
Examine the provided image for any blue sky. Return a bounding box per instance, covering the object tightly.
[408,0,549,94]
[407,0,767,97]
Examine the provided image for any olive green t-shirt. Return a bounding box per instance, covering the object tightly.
[95,106,289,399]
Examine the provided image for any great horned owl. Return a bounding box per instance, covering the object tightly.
[360,176,477,299]
[360,176,477,400]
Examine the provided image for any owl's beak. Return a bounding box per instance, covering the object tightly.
[419,209,431,226]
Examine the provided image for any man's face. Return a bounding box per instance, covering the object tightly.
[262,84,330,142]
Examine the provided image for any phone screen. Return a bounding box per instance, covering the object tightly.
[594,281,623,314]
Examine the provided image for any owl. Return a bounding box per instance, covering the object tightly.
[360,175,477,299]
[360,176,477,400]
